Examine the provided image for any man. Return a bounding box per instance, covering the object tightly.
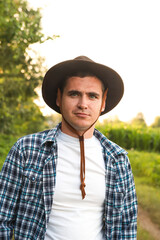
[0,56,137,239]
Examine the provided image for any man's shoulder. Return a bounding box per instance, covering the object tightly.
[16,124,61,149]
[18,129,51,142]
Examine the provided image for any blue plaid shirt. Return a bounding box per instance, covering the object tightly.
[0,123,137,239]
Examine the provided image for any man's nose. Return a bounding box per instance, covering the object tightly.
[77,96,88,109]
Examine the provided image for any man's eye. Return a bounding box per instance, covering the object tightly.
[89,94,98,99]
[69,92,79,97]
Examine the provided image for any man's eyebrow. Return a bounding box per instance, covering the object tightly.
[67,90,100,96]
[88,92,100,96]
[67,90,80,94]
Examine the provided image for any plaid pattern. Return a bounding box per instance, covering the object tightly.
[0,123,137,239]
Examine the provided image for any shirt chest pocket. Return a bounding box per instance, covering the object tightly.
[21,169,43,202]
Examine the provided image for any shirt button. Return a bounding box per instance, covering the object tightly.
[31,176,35,182]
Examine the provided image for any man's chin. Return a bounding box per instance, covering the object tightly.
[72,123,95,134]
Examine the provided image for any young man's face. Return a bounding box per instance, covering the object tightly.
[56,76,106,138]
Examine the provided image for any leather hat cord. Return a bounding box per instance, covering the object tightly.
[59,88,108,199]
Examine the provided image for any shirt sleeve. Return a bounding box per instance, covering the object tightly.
[0,142,24,239]
[121,155,138,239]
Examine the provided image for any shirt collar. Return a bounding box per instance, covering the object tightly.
[41,123,62,146]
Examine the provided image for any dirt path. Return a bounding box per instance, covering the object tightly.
[138,205,160,240]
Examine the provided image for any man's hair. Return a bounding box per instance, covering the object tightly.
[59,71,105,95]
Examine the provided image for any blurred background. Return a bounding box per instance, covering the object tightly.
[0,0,160,239]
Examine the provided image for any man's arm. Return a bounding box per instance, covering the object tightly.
[121,155,138,239]
[0,142,24,239]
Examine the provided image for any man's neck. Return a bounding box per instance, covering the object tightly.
[60,121,95,139]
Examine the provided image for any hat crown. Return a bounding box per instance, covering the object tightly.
[74,56,94,62]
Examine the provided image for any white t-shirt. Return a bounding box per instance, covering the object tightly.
[45,131,105,240]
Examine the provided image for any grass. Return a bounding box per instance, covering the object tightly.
[135,177,160,227]
[128,150,160,239]
[128,149,160,228]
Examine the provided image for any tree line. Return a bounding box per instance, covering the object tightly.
[0,0,57,135]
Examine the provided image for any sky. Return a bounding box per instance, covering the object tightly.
[28,0,160,125]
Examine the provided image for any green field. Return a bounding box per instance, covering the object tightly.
[97,122,160,153]
[129,150,160,239]
[128,150,160,227]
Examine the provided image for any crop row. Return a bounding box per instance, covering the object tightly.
[96,123,160,152]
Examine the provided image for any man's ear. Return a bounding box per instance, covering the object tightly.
[101,88,108,112]
[56,88,61,107]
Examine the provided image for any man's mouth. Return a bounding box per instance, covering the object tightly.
[74,112,90,118]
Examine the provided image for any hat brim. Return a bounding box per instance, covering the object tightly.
[42,59,124,115]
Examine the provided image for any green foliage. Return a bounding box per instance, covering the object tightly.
[0,134,19,170]
[12,100,46,135]
[96,121,160,152]
[151,116,160,128]
[128,150,160,188]
[0,0,52,134]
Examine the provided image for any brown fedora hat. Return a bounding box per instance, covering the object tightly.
[42,56,124,115]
